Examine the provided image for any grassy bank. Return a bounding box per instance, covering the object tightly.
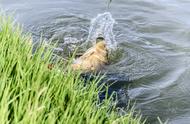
[0,16,143,124]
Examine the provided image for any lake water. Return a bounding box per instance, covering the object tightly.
[1,0,190,123]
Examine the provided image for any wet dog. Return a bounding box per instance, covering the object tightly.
[71,37,108,73]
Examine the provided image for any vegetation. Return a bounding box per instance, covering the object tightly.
[0,16,143,124]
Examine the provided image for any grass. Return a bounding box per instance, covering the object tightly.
[0,15,144,124]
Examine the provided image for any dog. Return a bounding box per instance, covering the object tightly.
[71,37,108,73]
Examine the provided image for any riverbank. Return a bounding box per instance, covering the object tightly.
[0,16,143,124]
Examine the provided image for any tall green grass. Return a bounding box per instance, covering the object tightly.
[0,16,143,124]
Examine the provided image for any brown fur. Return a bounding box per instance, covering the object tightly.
[72,40,108,72]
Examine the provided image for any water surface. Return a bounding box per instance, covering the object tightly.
[1,0,190,123]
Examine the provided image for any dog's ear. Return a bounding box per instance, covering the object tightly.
[96,37,105,43]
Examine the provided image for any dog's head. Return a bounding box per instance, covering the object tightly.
[95,37,106,50]
[96,41,106,50]
[96,36,105,43]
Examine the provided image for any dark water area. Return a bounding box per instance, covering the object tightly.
[1,0,190,123]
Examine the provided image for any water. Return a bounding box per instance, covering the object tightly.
[86,12,117,49]
[1,0,190,123]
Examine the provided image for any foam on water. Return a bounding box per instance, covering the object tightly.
[86,12,117,49]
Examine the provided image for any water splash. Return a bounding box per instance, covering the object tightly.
[86,12,117,49]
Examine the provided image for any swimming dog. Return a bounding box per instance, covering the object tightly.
[71,37,108,72]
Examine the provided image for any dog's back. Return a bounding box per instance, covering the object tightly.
[72,37,108,72]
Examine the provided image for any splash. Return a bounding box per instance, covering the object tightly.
[86,12,117,49]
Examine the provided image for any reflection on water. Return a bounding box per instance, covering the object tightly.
[1,0,190,123]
